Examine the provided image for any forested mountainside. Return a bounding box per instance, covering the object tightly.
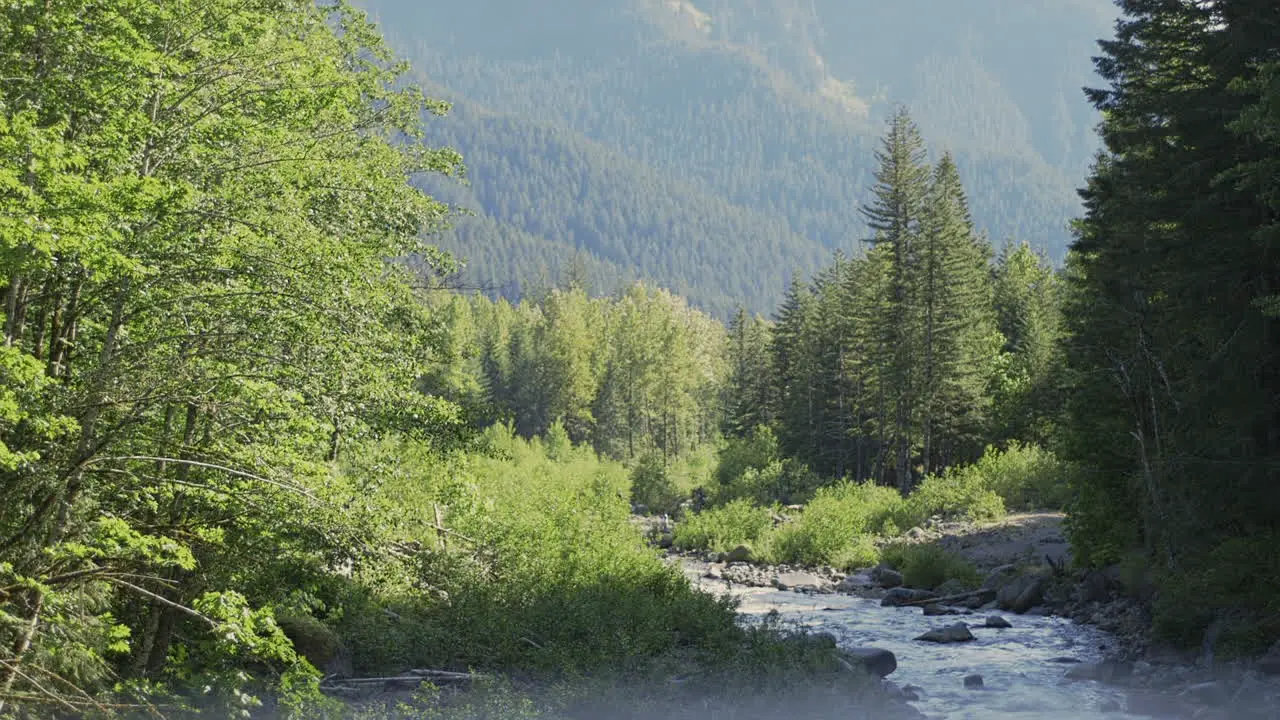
[360,0,1115,314]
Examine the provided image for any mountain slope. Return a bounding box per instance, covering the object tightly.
[363,0,1116,314]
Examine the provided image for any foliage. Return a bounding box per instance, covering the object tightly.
[960,442,1076,511]
[0,0,465,711]
[327,426,743,676]
[900,468,1006,528]
[427,285,727,463]
[1151,532,1280,657]
[1061,0,1280,651]
[766,482,903,569]
[629,453,684,516]
[878,543,982,591]
[672,499,776,554]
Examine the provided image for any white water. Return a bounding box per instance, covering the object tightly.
[683,566,1158,719]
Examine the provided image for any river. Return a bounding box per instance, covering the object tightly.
[678,560,1157,720]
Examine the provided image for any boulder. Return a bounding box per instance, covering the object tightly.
[656,532,674,549]
[901,684,923,701]
[982,564,1020,591]
[870,564,905,588]
[922,604,959,616]
[997,574,1048,614]
[915,622,974,643]
[934,578,970,596]
[841,647,898,678]
[964,674,984,689]
[881,587,939,607]
[836,573,875,593]
[724,544,754,563]
[983,615,1013,629]
[774,571,828,592]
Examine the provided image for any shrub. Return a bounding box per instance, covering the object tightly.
[1151,531,1280,656]
[965,442,1076,511]
[714,426,780,488]
[764,482,904,569]
[629,452,685,515]
[716,458,824,506]
[331,426,747,676]
[878,543,981,591]
[673,498,775,553]
[900,467,1005,529]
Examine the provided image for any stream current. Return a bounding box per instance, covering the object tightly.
[680,561,1156,720]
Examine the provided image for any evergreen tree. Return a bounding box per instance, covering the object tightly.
[917,153,1002,472]
[860,107,931,492]
[1065,0,1280,648]
[724,306,774,437]
[770,278,822,464]
[992,241,1062,443]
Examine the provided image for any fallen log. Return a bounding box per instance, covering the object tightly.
[320,670,480,687]
[897,589,996,608]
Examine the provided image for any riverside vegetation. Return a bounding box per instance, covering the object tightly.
[3,0,1280,718]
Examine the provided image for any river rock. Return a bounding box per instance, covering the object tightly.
[934,578,970,596]
[835,572,876,593]
[724,544,754,563]
[982,564,1020,591]
[997,574,1048,614]
[922,603,959,616]
[870,564,905,588]
[915,622,974,643]
[774,571,829,592]
[881,587,939,607]
[841,647,898,678]
[1127,689,1187,717]
[984,615,1013,629]
[964,674,985,689]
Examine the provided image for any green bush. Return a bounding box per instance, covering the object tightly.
[764,482,904,569]
[714,426,780,488]
[673,498,776,553]
[965,442,1076,511]
[900,467,1006,529]
[716,458,824,506]
[1151,531,1280,656]
[879,543,981,591]
[330,425,747,676]
[630,452,685,515]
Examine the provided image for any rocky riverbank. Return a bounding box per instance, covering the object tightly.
[646,512,1280,718]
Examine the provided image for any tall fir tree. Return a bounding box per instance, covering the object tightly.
[860,107,931,492]
[917,153,1002,472]
[724,306,774,438]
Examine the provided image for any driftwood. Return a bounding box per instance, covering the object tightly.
[897,588,996,608]
[320,669,480,688]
